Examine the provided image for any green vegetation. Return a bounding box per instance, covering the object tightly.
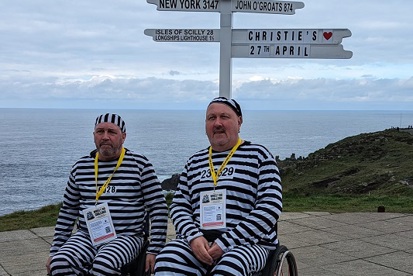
[1,128,412,232]
[1,194,412,232]
[283,193,413,213]
[279,128,413,197]
[0,204,61,232]
[0,194,175,232]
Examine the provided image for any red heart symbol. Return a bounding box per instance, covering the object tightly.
[323,32,333,40]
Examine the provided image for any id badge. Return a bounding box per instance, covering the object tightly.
[200,189,226,230]
[83,202,117,246]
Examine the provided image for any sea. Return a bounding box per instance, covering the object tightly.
[1,108,413,216]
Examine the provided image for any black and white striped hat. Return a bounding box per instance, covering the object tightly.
[208,97,242,117]
[95,113,126,133]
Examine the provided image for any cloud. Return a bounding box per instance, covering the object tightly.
[1,73,411,110]
[0,0,412,110]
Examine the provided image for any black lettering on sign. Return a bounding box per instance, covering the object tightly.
[202,0,219,9]
[160,0,178,9]
[273,45,310,57]
[235,0,251,10]
[283,2,293,12]
[179,0,201,9]
[250,45,263,55]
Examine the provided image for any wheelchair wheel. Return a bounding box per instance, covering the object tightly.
[259,244,297,276]
[274,245,298,276]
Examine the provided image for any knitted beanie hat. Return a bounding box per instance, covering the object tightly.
[208,97,242,117]
[95,113,126,133]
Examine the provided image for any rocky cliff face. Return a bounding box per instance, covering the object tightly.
[161,173,179,191]
[279,128,413,195]
[161,128,413,196]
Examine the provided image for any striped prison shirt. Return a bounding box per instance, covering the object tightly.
[170,141,283,253]
[50,148,168,255]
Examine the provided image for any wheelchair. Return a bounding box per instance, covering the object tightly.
[256,243,298,276]
[121,213,151,276]
[122,242,297,276]
[122,214,297,276]
[121,239,150,276]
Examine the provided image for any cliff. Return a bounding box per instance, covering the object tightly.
[280,128,413,196]
[162,128,413,196]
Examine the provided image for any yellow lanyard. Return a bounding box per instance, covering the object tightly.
[208,138,242,187]
[94,147,125,202]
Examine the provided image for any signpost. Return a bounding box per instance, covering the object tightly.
[145,0,352,98]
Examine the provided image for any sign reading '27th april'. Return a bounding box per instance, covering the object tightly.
[148,0,304,14]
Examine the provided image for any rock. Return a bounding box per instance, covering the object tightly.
[161,173,180,190]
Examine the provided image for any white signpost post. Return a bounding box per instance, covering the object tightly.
[146,0,352,98]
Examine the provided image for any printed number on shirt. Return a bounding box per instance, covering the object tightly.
[105,186,116,193]
[200,166,235,179]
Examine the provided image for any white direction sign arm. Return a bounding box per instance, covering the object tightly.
[144,28,352,44]
[232,0,304,15]
[147,0,220,12]
[232,44,353,59]
[145,29,220,42]
[147,0,304,14]
[232,29,351,44]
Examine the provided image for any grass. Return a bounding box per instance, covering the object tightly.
[1,194,412,232]
[283,194,413,213]
[0,203,62,232]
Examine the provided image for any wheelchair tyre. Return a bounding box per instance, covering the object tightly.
[274,245,298,276]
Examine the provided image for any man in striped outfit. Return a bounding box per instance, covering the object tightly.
[155,97,283,276]
[46,113,168,275]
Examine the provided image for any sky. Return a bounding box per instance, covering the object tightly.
[1,0,412,110]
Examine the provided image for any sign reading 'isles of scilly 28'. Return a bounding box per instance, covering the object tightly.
[147,0,304,14]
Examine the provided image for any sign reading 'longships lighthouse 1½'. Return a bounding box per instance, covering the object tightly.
[145,0,352,98]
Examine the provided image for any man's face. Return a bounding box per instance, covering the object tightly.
[93,122,126,160]
[205,103,242,151]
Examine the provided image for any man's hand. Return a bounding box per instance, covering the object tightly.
[145,253,156,274]
[208,243,224,261]
[46,256,52,275]
[190,236,214,265]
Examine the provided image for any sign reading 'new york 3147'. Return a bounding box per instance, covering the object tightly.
[147,0,304,14]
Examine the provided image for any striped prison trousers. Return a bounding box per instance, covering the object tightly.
[49,230,145,276]
[154,239,269,276]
